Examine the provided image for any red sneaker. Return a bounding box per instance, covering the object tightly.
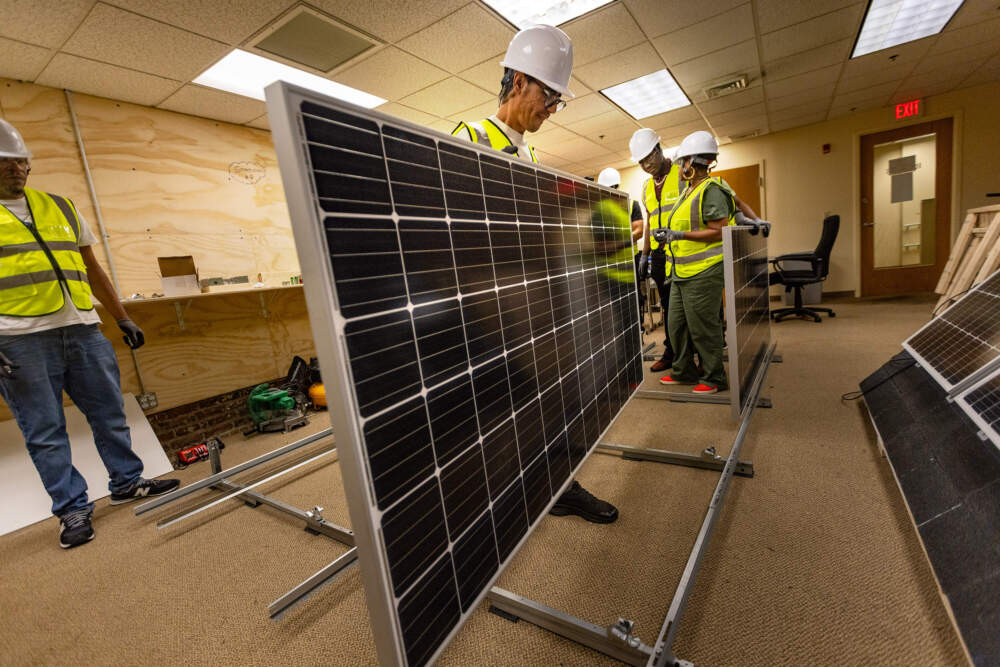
[692,384,718,394]
[660,375,687,385]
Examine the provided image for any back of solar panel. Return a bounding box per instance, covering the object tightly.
[265,82,644,666]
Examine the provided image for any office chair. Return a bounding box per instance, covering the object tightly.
[769,215,840,323]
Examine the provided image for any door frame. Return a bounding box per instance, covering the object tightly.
[859,117,953,296]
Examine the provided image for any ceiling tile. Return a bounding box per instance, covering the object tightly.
[764,64,842,99]
[840,39,932,79]
[399,77,492,117]
[456,53,506,92]
[574,42,664,92]
[447,99,499,124]
[947,0,1000,29]
[309,0,468,44]
[770,111,827,133]
[655,120,712,145]
[762,38,851,83]
[827,95,886,119]
[397,4,513,74]
[836,66,912,94]
[0,0,93,49]
[569,76,592,97]
[552,93,616,125]
[0,38,52,81]
[768,98,830,124]
[641,105,703,131]
[426,118,458,135]
[376,102,438,127]
[713,115,768,138]
[552,135,613,162]
[561,3,645,67]
[889,81,960,106]
[832,81,898,108]
[623,0,747,38]
[35,53,181,106]
[334,46,449,101]
[158,84,266,124]
[960,67,1000,89]
[563,108,637,136]
[697,85,764,115]
[931,16,1000,54]
[757,0,863,34]
[918,41,1000,74]
[651,4,754,66]
[668,39,760,90]
[900,61,982,91]
[61,3,229,81]
[246,114,270,130]
[530,126,580,154]
[705,102,766,127]
[760,4,864,62]
[766,85,833,111]
[103,0,294,44]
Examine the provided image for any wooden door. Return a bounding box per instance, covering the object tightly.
[860,118,953,296]
[714,164,761,216]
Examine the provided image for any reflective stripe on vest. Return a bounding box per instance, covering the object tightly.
[0,187,94,317]
[594,198,637,284]
[642,165,681,251]
[662,177,735,279]
[452,118,540,163]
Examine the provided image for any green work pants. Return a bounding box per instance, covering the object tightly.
[667,262,727,389]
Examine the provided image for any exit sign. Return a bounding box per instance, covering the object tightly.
[895,99,922,119]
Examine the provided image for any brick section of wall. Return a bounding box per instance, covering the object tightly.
[147,378,283,465]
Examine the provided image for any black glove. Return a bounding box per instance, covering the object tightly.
[118,318,145,350]
[638,255,649,281]
[757,219,772,238]
[653,228,684,244]
[0,351,17,380]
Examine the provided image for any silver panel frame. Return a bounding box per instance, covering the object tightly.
[954,364,1000,450]
[265,81,643,666]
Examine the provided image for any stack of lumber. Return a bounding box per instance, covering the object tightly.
[934,205,1000,311]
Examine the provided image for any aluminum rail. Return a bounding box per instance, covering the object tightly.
[134,427,333,515]
[156,448,335,530]
[648,342,776,667]
[269,548,360,619]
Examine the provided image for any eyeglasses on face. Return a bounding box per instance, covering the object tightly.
[527,77,567,112]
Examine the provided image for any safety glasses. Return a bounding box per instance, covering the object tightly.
[527,76,567,112]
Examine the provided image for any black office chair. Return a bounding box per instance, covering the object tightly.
[769,215,840,323]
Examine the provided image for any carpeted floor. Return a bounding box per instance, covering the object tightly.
[0,295,969,666]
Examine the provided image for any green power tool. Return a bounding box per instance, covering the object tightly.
[247,383,307,434]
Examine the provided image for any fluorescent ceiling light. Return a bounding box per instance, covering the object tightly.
[481,0,613,29]
[193,49,385,108]
[601,69,690,120]
[852,0,964,58]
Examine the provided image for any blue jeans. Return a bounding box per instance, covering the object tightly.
[0,324,143,517]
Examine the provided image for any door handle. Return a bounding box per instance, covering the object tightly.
[862,222,875,227]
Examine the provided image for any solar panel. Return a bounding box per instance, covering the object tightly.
[265,82,643,667]
[904,269,1000,391]
[722,226,771,420]
[956,367,1000,450]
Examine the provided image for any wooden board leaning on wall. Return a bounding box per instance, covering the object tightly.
[0,287,316,421]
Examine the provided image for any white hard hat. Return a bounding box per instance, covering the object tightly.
[597,167,620,188]
[629,128,660,162]
[675,130,719,160]
[0,119,32,159]
[501,25,575,99]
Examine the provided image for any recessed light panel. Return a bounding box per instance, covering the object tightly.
[194,49,385,108]
[852,0,964,58]
[482,0,614,29]
[601,69,691,120]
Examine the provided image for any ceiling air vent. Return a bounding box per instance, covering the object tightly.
[251,7,378,74]
[729,129,761,141]
[704,74,749,100]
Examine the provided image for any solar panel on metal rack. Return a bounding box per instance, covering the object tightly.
[957,367,1000,450]
[904,270,1000,391]
[267,84,643,667]
[723,226,771,420]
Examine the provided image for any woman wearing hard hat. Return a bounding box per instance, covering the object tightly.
[452,26,619,525]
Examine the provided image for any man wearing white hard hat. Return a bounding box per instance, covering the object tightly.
[453,26,619,525]
[598,167,646,320]
[652,130,769,394]
[629,128,683,372]
[0,119,179,549]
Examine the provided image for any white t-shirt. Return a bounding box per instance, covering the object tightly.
[459,115,535,162]
[0,196,103,335]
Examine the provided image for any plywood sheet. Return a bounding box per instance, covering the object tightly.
[0,394,173,536]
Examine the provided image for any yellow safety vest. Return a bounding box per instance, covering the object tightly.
[452,118,540,163]
[594,198,635,283]
[642,165,682,251]
[0,187,93,317]
[663,177,735,279]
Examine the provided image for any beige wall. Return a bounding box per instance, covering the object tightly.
[618,81,1000,295]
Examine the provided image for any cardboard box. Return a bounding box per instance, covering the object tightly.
[158,256,201,297]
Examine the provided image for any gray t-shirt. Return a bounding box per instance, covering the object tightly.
[0,196,102,334]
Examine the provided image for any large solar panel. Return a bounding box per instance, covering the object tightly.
[722,226,771,420]
[904,269,1000,391]
[956,367,1000,450]
[265,82,643,666]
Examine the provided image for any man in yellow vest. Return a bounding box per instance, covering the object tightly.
[452,26,618,524]
[0,119,178,549]
[629,129,683,372]
[653,130,739,394]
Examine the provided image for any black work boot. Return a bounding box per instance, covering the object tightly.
[549,481,619,524]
